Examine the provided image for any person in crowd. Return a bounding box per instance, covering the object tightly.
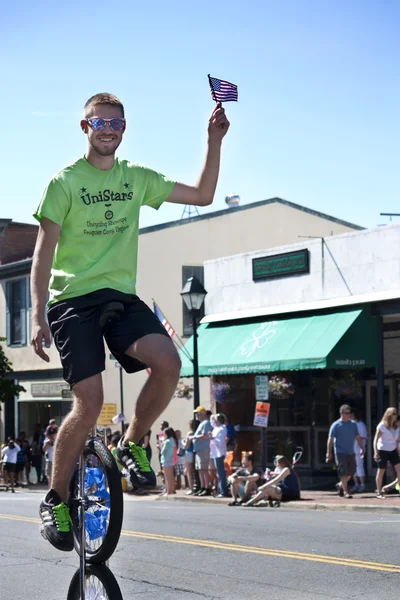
[45,419,58,437]
[350,410,367,493]
[227,453,264,506]
[160,427,177,496]
[17,431,32,486]
[244,455,300,506]
[15,433,27,487]
[1,438,21,492]
[43,427,58,489]
[225,417,236,452]
[31,424,44,485]
[174,430,186,490]
[326,404,364,499]
[264,456,284,481]
[191,406,213,496]
[373,407,400,499]
[156,421,169,467]
[183,420,196,495]
[209,413,229,497]
[139,430,152,464]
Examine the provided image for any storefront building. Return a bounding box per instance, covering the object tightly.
[180,225,400,477]
[1,201,360,443]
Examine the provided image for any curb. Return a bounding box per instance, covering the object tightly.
[155,494,400,514]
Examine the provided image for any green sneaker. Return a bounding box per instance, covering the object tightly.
[116,439,156,488]
[39,490,73,551]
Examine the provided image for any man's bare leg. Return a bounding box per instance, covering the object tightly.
[51,374,104,503]
[123,334,181,444]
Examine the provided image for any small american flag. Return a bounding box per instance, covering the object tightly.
[154,302,175,338]
[208,75,238,103]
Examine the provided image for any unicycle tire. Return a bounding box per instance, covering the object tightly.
[69,438,123,564]
[67,564,123,600]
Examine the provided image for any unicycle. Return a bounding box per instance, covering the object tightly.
[69,426,124,598]
[68,301,125,599]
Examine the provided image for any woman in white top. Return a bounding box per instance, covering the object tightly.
[1,439,20,492]
[373,407,400,498]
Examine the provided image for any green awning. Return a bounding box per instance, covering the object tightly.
[179,309,377,377]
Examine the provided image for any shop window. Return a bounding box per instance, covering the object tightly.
[5,278,28,346]
[182,265,205,336]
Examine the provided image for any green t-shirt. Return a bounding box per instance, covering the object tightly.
[34,157,175,304]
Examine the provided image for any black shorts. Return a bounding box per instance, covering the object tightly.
[335,453,356,478]
[3,463,16,473]
[15,462,24,473]
[47,288,171,386]
[277,487,300,502]
[376,449,400,468]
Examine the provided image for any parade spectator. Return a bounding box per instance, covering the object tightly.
[244,455,300,506]
[210,414,229,497]
[175,430,186,490]
[139,430,152,463]
[226,417,236,452]
[17,431,32,486]
[31,424,44,484]
[43,427,57,489]
[160,427,177,496]
[45,419,58,436]
[350,410,367,493]
[326,404,364,499]
[227,453,264,506]
[373,407,400,498]
[183,420,196,495]
[156,421,169,467]
[1,438,20,492]
[191,407,213,496]
[15,433,27,486]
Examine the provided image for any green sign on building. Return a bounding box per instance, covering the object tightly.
[252,249,309,281]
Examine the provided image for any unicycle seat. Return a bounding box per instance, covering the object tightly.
[99,302,124,329]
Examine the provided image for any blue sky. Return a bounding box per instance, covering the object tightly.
[1,0,399,230]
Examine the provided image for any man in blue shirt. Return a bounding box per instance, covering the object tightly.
[326,404,364,499]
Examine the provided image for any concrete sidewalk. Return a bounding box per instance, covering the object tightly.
[5,481,400,514]
[157,488,400,514]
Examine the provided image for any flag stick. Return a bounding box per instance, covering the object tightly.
[152,298,193,363]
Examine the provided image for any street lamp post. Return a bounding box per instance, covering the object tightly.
[181,276,207,493]
[180,276,207,410]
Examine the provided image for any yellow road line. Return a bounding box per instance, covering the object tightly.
[121,530,400,573]
[1,513,399,573]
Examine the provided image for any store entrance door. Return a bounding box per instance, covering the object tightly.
[18,400,71,436]
[365,379,396,476]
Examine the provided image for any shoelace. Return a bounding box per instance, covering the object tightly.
[128,443,151,472]
[52,502,72,532]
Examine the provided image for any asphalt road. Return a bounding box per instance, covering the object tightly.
[1,490,400,600]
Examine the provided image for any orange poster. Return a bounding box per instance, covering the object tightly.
[253,402,271,428]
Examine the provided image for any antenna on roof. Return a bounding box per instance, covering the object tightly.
[380,213,400,223]
[181,205,200,220]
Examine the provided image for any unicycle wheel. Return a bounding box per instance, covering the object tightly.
[69,438,123,564]
[67,564,123,600]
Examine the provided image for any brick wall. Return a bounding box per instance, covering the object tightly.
[0,221,38,265]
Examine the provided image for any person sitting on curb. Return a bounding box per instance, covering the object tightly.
[243,455,300,507]
[227,453,264,506]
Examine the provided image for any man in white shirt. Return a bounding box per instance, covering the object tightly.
[1,439,21,492]
[210,414,229,497]
[350,410,368,493]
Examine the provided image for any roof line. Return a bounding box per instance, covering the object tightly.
[202,288,400,324]
[139,197,363,235]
